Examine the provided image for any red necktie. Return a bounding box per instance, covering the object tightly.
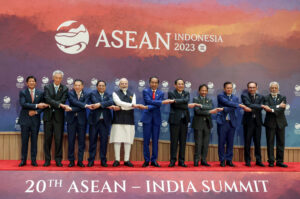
[152,90,155,100]
[30,89,34,102]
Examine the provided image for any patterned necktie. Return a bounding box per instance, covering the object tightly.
[273,97,277,104]
[77,92,80,100]
[152,91,155,100]
[251,95,255,103]
[30,89,34,102]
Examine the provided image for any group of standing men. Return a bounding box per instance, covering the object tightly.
[18,70,288,168]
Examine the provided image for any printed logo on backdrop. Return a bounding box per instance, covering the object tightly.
[284,104,290,116]
[161,80,169,93]
[14,117,20,131]
[207,81,214,95]
[232,82,237,94]
[90,78,98,90]
[41,76,49,88]
[185,81,192,92]
[55,20,89,54]
[16,75,24,89]
[294,123,300,135]
[137,121,143,136]
[55,20,223,55]
[295,84,300,96]
[66,77,74,90]
[2,96,11,109]
[160,120,169,139]
[138,80,146,92]
[114,79,120,90]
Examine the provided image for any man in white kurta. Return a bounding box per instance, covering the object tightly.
[109,78,146,167]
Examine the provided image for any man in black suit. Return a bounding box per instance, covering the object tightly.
[241,82,265,167]
[18,76,49,166]
[192,84,223,167]
[87,80,117,167]
[168,79,190,167]
[262,81,288,168]
[43,70,69,167]
[66,79,90,167]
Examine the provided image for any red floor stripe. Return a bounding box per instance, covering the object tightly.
[1,160,299,172]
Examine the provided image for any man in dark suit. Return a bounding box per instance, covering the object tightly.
[192,84,223,167]
[43,70,69,167]
[241,82,265,167]
[18,76,49,167]
[66,79,90,167]
[87,80,117,167]
[141,77,174,167]
[168,79,190,167]
[217,81,251,167]
[262,81,288,168]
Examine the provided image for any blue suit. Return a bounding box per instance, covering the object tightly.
[66,89,89,162]
[88,90,114,163]
[216,92,240,162]
[141,88,164,162]
[18,88,44,162]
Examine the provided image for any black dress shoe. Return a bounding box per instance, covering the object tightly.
[256,162,265,167]
[101,161,108,167]
[151,161,161,167]
[77,161,85,167]
[226,160,235,167]
[113,160,120,167]
[194,160,199,166]
[168,161,176,167]
[56,161,63,167]
[19,160,26,167]
[245,161,251,167]
[178,162,187,167]
[43,161,50,167]
[276,163,288,168]
[201,161,211,167]
[68,161,75,167]
[87,161,94,167]
[31,160,38,167]
[142,161,149,167]
[269,162,274,167]
[220,161,225,167]
[124,161,134,167]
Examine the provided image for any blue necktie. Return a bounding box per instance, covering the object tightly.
[55,86,58,94]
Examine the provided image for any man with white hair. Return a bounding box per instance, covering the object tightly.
[43,70,70,167]
[262,81,288,168]
[109,78,147,167]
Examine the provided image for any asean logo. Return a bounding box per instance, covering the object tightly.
[55,20,89,54]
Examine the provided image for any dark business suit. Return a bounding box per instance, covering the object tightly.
[66,90,89,162]
[168,90,190,164]
[264,94,288,164]
[43,83,68,163]
[18,88,44,162]
[88,90,114,163]
[216,92,239,162]
[191,95,213,163]
[141,88,164,163]
[241,92,264,164]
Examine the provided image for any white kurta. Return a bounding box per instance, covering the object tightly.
[109,91,136,144]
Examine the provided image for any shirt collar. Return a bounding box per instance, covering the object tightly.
[53,83,60,88]
[28,88,35,92]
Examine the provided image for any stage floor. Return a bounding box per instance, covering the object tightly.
[1,160,299,172]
